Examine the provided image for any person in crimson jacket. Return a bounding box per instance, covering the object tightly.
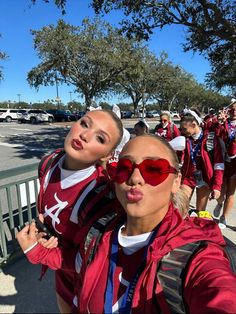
[203,108,218,131]
[75,135,236,313]
[212,100,236,229]
[154,111,180,142]
[180,108,224,213]
[16,110,124,313]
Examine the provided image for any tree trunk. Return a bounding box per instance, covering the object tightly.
[168,92,178,111]
[85,95,93,111]
[132,97,142,117]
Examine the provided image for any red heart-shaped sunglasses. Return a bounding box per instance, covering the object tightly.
[107,158,178,186]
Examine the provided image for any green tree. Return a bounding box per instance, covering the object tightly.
[28,18,136,109]
[91,0,236,92]
[98,101,112,109]
[115,46,167,113]
[152,63,195,111]
[0,34,7,81]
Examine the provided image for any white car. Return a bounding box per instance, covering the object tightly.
[0,108,22,122]
[17,109,54,124]
[147,110,160,118]
[170,111,180,119]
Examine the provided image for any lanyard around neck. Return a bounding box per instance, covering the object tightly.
[104,227,156,314]
[189,130,203,166]
[228,121,235,141]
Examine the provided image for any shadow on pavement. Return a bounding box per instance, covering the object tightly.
[5,126,69,160]
[228,225,236,233]
[0,256,58,313]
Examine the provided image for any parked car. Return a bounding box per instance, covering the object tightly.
[74,111,86,120]
[17,109,29,123]
[121,111,134,119]
[17,109,54,124]
[46,109,77,122]
[146,110,160,118]
[0,108,23,122]
[170,111,180,119]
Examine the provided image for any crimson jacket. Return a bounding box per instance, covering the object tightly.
[154,122,180,142]
[218,119,236,157]
[77,204,236,313]
[181,129,224,191]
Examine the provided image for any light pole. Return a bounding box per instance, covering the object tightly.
[17,94,21,107]
[55,75,61,109]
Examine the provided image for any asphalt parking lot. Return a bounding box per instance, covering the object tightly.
[0,118,163,172]
[0,121,70,172]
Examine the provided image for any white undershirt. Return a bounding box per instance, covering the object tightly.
[58,155,96,189]
[230,120,236,127]
[118,225,154,255]
[192,128,202,141]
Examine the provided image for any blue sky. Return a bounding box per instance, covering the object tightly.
[0,0,211,105]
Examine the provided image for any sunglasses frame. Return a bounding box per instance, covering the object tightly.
[107,158,178,186]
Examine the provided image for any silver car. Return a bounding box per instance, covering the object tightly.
[17,109,54,124]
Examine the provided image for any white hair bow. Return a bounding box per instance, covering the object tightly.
[183,109,202,125]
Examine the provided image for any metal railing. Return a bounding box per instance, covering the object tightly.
[0,163,39,267]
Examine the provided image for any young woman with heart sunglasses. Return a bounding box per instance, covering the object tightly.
[76,135,236,313]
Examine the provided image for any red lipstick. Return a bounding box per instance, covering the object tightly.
[71,139,83,150]
[126,188,143,202]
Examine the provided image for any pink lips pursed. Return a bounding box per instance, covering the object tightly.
[71,139,83,150]
[126,189,143,202]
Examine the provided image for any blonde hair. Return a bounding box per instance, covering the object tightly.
[172,187,190,218]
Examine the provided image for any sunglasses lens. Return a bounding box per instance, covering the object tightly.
[139,159,172,186]
[107,159,133,184]
[106,162,118,180]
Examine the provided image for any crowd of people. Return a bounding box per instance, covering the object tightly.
[16,99,236,313]
[135,100,236,229]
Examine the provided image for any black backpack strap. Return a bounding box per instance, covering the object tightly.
[206,131,215,153]
[157,241,206,314]
[38,148,64,179]
[223,236,236,274]
[170,122,175,139]
[85,212,118,265]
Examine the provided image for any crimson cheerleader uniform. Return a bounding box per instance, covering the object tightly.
[203,114,218,132]
[76,204,236,313]
[181,129,224,191]
[220,119,236,177]
[25,150,122,306]
[154,122,180,142]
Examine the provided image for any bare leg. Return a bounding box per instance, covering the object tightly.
[196,185,211,211]
[218,178,227,205]
[222,175,236,218]
[56,293,71,314]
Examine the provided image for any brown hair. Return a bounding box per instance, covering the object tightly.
[97,110,124,150]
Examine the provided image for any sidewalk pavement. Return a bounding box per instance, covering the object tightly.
[0,192,235,314]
